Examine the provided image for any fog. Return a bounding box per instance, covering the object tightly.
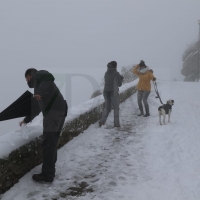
[0,0,200,133]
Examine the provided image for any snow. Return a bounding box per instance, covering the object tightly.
[0,80,138,159]
[1,81,200,200]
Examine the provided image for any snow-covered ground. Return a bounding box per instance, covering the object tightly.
[1,81,200,200]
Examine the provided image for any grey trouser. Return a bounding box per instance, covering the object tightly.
[100,91,120,126]
[42,110,66,179]
[137,90,150,115]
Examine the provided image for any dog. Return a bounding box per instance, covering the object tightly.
[158,100,174,125]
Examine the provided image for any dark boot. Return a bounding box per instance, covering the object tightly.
[114,124,121,127]
[32,173,53,183]
[143,113,150,117]
[138,113,144,116]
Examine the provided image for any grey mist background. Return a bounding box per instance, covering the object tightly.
[0,0,200,134]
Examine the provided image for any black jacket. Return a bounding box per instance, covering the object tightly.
[104,68,123,92]
[24,70,67,123]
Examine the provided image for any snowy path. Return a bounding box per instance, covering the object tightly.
[1,82,200,200]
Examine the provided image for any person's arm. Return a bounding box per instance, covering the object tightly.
[149,71,156,81]
[34,81,50,97]
[20,115,36,126]
[132,64,140,76]
[116,72,124,87]
[22,111,40,124]
[19,95,42,126]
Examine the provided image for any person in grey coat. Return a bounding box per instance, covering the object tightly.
[20,68,68,183]
[99,61,123,127]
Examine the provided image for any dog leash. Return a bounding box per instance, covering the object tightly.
[153,81,164,104]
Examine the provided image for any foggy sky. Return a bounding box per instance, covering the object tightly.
[0,0,200,133]
[1,0,200,69]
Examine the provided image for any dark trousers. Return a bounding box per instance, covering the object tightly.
[100,91,120,126]
[137,90,150,115]
[42,110,66,179]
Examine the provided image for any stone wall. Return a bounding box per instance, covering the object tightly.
[0,84,136,194]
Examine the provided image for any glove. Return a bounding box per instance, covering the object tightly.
[152,77,156,81]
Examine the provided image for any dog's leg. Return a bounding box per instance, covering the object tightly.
[168,110,171,123]
[162,110,166,125]
[159,111,162,125]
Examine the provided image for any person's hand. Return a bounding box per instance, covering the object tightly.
[153,77,156,81]
[33,94,41,100]
[19,120,26,126]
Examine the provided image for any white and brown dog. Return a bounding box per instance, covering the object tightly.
[158,100,174,125]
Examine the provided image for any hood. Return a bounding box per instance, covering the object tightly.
[35,70,55,86]
[107,68,117,74]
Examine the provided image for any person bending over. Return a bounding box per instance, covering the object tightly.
[20,68,68,182]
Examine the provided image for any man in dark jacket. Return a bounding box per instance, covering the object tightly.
[99,61,123,127]
[20,68,68,182]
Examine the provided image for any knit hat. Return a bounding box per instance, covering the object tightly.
[107,61,117,68]
[139,60,146,67]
